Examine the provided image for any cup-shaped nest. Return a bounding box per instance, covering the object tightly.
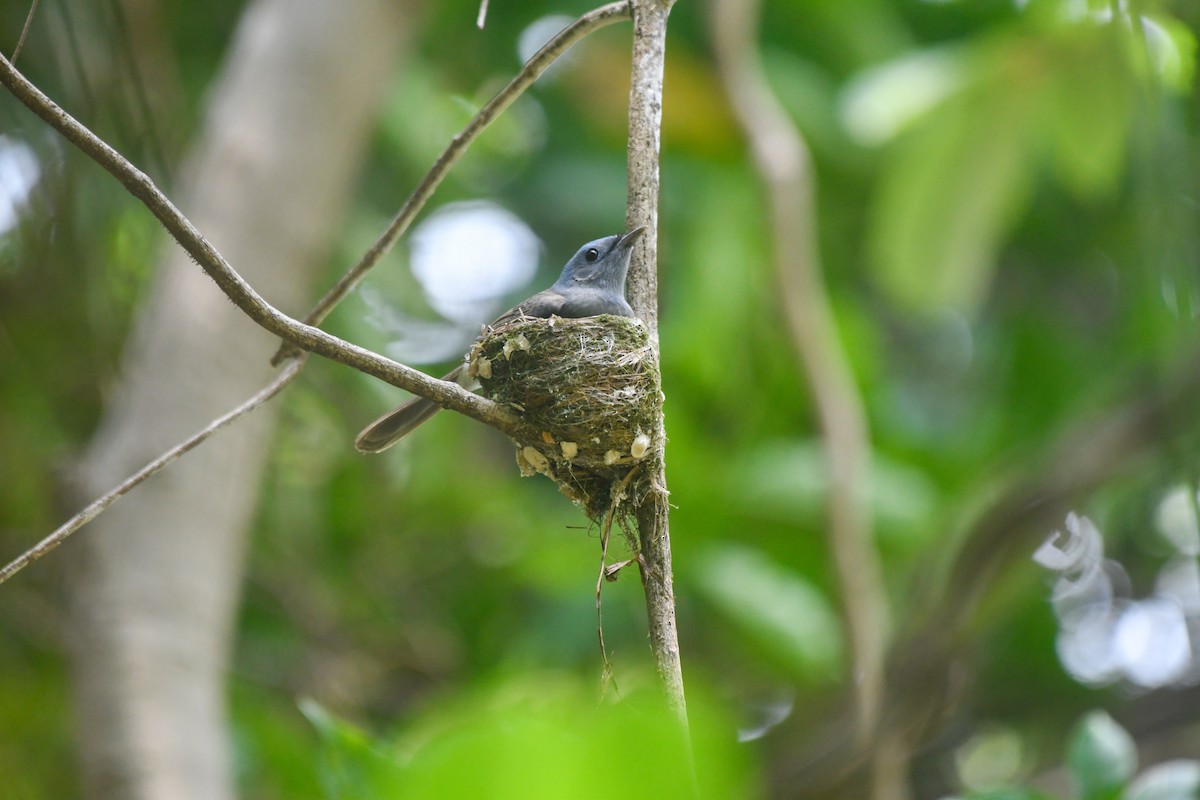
[467,315,662,523]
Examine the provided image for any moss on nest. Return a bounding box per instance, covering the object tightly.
[467,314,663,524]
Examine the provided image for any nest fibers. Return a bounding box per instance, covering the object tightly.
[467,314,663,524]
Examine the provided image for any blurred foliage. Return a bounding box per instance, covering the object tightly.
[955,711,1200,799]
[300,676,751,799]
[3,0,1200,798]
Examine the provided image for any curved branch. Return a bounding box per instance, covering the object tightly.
[711,0,890,756]
[271,0,633,364]
[0,51,532,440]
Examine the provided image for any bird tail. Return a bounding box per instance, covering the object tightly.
[355,364,470,453]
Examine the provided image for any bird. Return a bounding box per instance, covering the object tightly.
[355,226,645,452]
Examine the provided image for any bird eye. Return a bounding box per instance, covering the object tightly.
[584,248,600,262]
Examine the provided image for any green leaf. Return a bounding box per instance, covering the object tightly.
[299,680,754,800]
[1041,28,1134,198]
[1138,14,1197,92]
[1125,760,1200,800]
[694,544,844,680]
[840,46,969,147]
[1067,711,1137,800]
[391,678,752,800]
[300,699,406,799]
[869,65,1034,313]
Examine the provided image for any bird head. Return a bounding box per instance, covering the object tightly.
[554,226,646,292]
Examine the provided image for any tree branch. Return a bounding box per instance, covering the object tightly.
[270,0,633,364]
[624,0,689,741]
[0,52,537,435]
[937,360,1200,639]
[863,360,1200,795]
[777,357,1200,794]
[711,0,895,794]
[625,0,669,333]
[0,359,305,585]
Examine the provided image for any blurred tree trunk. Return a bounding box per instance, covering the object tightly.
[64,1,412,797]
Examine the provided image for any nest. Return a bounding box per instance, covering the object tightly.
[467,314,663,525]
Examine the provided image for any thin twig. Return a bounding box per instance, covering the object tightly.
[597,506,617,692]
[596,465,640,698]
[0,50,533,443]
[711,0,891,766]
[270,0,633,366]
[0,359,304,585]
[11,0,41,64]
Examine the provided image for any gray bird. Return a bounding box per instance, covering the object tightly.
[355,226,645,452]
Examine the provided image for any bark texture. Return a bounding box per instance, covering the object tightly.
[625,0,688,736]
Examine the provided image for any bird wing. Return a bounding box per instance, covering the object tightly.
[491,289,566,327]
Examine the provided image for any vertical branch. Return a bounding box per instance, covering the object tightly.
[624,0,688,731]
[711,0,896,794]
[625,0,671,333]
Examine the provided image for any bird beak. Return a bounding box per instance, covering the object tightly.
[618,226,647,249]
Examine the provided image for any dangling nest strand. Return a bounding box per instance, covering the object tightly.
[467,315,663,525]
